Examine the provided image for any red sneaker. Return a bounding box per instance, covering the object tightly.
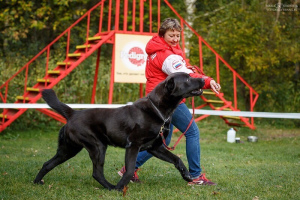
[188,174,216,186]
[118,166,141,183]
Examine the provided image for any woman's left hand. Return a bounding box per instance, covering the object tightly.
[187,65,196,72]
[210,80,221,94]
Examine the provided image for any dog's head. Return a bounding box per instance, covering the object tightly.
[164,72,205,98]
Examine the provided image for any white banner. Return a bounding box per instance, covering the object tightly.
[114,33,152,83]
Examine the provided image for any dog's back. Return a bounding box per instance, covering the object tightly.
[42,89,74,120]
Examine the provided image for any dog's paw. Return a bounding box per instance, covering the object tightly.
[114,185,128,192]
[107,185,116,191]
[34,179,45,185]
[183,175,193,182]
[179,168,192,182]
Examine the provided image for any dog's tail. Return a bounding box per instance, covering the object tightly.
[42,89,74,120]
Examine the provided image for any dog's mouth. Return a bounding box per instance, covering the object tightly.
[190,88,203,96]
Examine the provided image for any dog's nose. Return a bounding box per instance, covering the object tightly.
[199,78,205,88]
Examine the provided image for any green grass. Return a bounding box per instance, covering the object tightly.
[0,120,299,200]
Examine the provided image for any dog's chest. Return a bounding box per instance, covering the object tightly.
[139,134,161,150]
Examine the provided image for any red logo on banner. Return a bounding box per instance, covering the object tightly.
[120,41,147,71]
[128,47,145,67]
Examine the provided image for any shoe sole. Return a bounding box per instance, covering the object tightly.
[188,183,203,186]
[117,171,124,177]
[188,182,217,186]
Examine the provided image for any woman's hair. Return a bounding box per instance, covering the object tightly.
[158,18,182,37]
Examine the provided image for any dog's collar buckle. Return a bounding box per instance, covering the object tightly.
[159,125,165,134]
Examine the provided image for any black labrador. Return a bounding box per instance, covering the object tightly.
[34,72,205,191]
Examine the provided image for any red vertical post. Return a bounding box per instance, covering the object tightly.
[23,64,29,102]
[2,83,9,129]
[108,0,112,31]
[250,89,254,125]
[91,47,102,104]
[233,72,237,109]
[0,83,8,102]
[86,11,91,52]
[108,36,116,104]
[124,0,128,31]
[180,19,186,58]
[216,55,220,83]
[149,0,152,33]
[132,0,136,32]
[46,46,50,76]
[115,0,120,31]
[5,83,8,103]
[66,29,71,62]
[139,83,143,98]
[139,0,144,32]
[158,0,161,29]
[1,83,8,130]
[199,38,203,71]
[99,1,104,33]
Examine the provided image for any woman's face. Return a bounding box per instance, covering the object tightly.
[163,29,180,47]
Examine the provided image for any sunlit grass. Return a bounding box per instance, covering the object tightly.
[0,120,299,199]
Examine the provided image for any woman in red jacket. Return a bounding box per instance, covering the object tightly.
[119,18,221,185]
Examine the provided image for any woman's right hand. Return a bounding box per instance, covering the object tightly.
[210,80,221,94]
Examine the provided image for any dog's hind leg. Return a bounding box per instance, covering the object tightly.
[115,146,140,191]
[148,146,193,182]
[34,127,83,184]
[85,140,115,190]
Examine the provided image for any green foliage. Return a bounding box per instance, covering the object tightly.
[0,0,99,56]
[191,0,300,112]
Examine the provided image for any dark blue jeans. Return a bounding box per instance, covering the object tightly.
[135,103,201,178]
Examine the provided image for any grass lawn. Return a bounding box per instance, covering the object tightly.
[0,119,299,200]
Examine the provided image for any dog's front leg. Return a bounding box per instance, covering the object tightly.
[148,146,192,182]
[115,145,140,191]
[85,140,115,190]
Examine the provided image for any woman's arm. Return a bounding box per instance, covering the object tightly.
[162,54,221,93]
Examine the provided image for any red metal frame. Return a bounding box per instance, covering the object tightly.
[0,0,259,132]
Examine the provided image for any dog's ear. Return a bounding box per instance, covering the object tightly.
[165,77,175,94]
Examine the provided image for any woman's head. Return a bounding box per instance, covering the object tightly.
[159,18,182,47]
[159,18,182,37]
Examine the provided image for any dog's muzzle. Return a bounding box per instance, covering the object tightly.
[190,88,203,96]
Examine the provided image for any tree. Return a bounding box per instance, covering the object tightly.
[191,0,300,112]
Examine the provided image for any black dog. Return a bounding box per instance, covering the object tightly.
[34,72,204,191]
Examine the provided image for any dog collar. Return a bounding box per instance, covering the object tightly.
[147,96,171,123]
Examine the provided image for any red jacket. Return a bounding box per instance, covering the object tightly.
[145,36,213,95]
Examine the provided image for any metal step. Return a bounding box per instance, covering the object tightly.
[88,36,102,41]
[48,70,61,75]
[0,114,8,119]
[16,96,30,101]
[27,87,40,92]
[76,44,91,49]
[223,115,241,120]
[68,53,81,57]
[37,78,50,83]
[203,91,216,95]
[206,99,224,104]
[57,62,71,65]
[215,107,232,111]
